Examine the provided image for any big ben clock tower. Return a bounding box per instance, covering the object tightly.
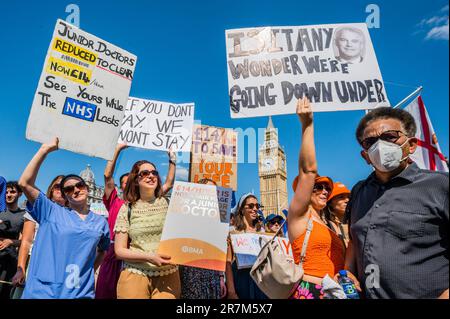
[258,117,288,217]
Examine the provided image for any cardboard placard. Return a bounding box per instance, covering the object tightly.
[226,23,389,118]
[119,97,195,152]
[26,19,136,160]
[189,125,238,190]
[158,182,229,272]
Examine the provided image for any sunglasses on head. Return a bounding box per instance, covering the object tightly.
[245,203,263,210]
[62,181,87,195]
[138,169,159,179]
[313,184,332,193]
[361,130,407,150]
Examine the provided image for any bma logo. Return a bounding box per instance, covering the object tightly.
[62,97,97,122]
[182,246,204,255]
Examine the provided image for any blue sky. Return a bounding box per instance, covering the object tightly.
[0,0,448,207]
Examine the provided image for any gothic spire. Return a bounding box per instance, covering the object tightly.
[267,116,275,129]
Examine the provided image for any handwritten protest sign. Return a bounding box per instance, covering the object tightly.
[158,182,229,271]
[118,97,194,152]
[217,186,233,223]
[226,23,389,118]
[230,233,293,269]
[26,19,136,160]
[189,125,238,190]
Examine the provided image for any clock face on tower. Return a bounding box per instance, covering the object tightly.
[262,158,275,172]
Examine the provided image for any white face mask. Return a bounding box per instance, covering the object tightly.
[367,139,409,172]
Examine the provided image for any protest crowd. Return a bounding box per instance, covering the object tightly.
[0,19,448,300]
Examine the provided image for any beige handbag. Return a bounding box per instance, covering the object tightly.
[250,218,313,299]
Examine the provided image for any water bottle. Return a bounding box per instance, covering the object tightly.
[338,270,360,299]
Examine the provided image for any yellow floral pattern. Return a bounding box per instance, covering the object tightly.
[114,198,177,277]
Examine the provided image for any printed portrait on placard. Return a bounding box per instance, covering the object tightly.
[333,26,366,64]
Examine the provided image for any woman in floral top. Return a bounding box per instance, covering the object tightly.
[114,160,179,299]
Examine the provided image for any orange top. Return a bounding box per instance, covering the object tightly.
[292,220,345,278]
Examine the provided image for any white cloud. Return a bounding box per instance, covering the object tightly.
[416,6,449,41]
[426,23,449,40]
[175,166,189,181]
[421,15,448,26]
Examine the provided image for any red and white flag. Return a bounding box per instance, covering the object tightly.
[404,95,448,172]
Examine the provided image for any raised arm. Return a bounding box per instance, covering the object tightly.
[19,138,59,205]
[288,98,317,241]
[104,144,128,200]
[161,151,177,196]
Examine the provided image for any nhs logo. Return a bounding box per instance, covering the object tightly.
[62,97,97,122]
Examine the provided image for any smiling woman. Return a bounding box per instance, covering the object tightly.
[114,160,180,299]
[288,97,347,299]
[17,137,110,299]
[225,193,267,300]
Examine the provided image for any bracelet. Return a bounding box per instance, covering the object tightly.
[169,160,177,165]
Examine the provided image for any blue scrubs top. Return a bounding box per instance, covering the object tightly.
[0,176,6,212]
[22,192,110,299]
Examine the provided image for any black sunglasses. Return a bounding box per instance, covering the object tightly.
[62,181,87,195]
[245,203,263,210]
[313,184,332,193]
[52,183,61,191]
[361,130,407,150]
[138,169,159,179]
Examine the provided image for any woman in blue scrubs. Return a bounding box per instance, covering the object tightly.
[18,138,110,299]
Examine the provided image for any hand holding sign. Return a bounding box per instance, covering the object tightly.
[117,143,128,152]
[147,252,174,267]
[168,148,177,164]
[42,137,60,154]
[296,97,313,125]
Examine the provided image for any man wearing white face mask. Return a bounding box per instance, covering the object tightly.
[341,107,449,299]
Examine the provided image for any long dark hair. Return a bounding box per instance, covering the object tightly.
[124,160,162,205]
[234,195,262,232]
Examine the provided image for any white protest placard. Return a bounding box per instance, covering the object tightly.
[26,19,136,160]
[158,182,229,271]
[230,233,293,269]
[119,97,195,152]
[217,186,233,223]
[226,23,389,118]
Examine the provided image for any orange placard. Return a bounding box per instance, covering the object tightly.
[189,125,238,190]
